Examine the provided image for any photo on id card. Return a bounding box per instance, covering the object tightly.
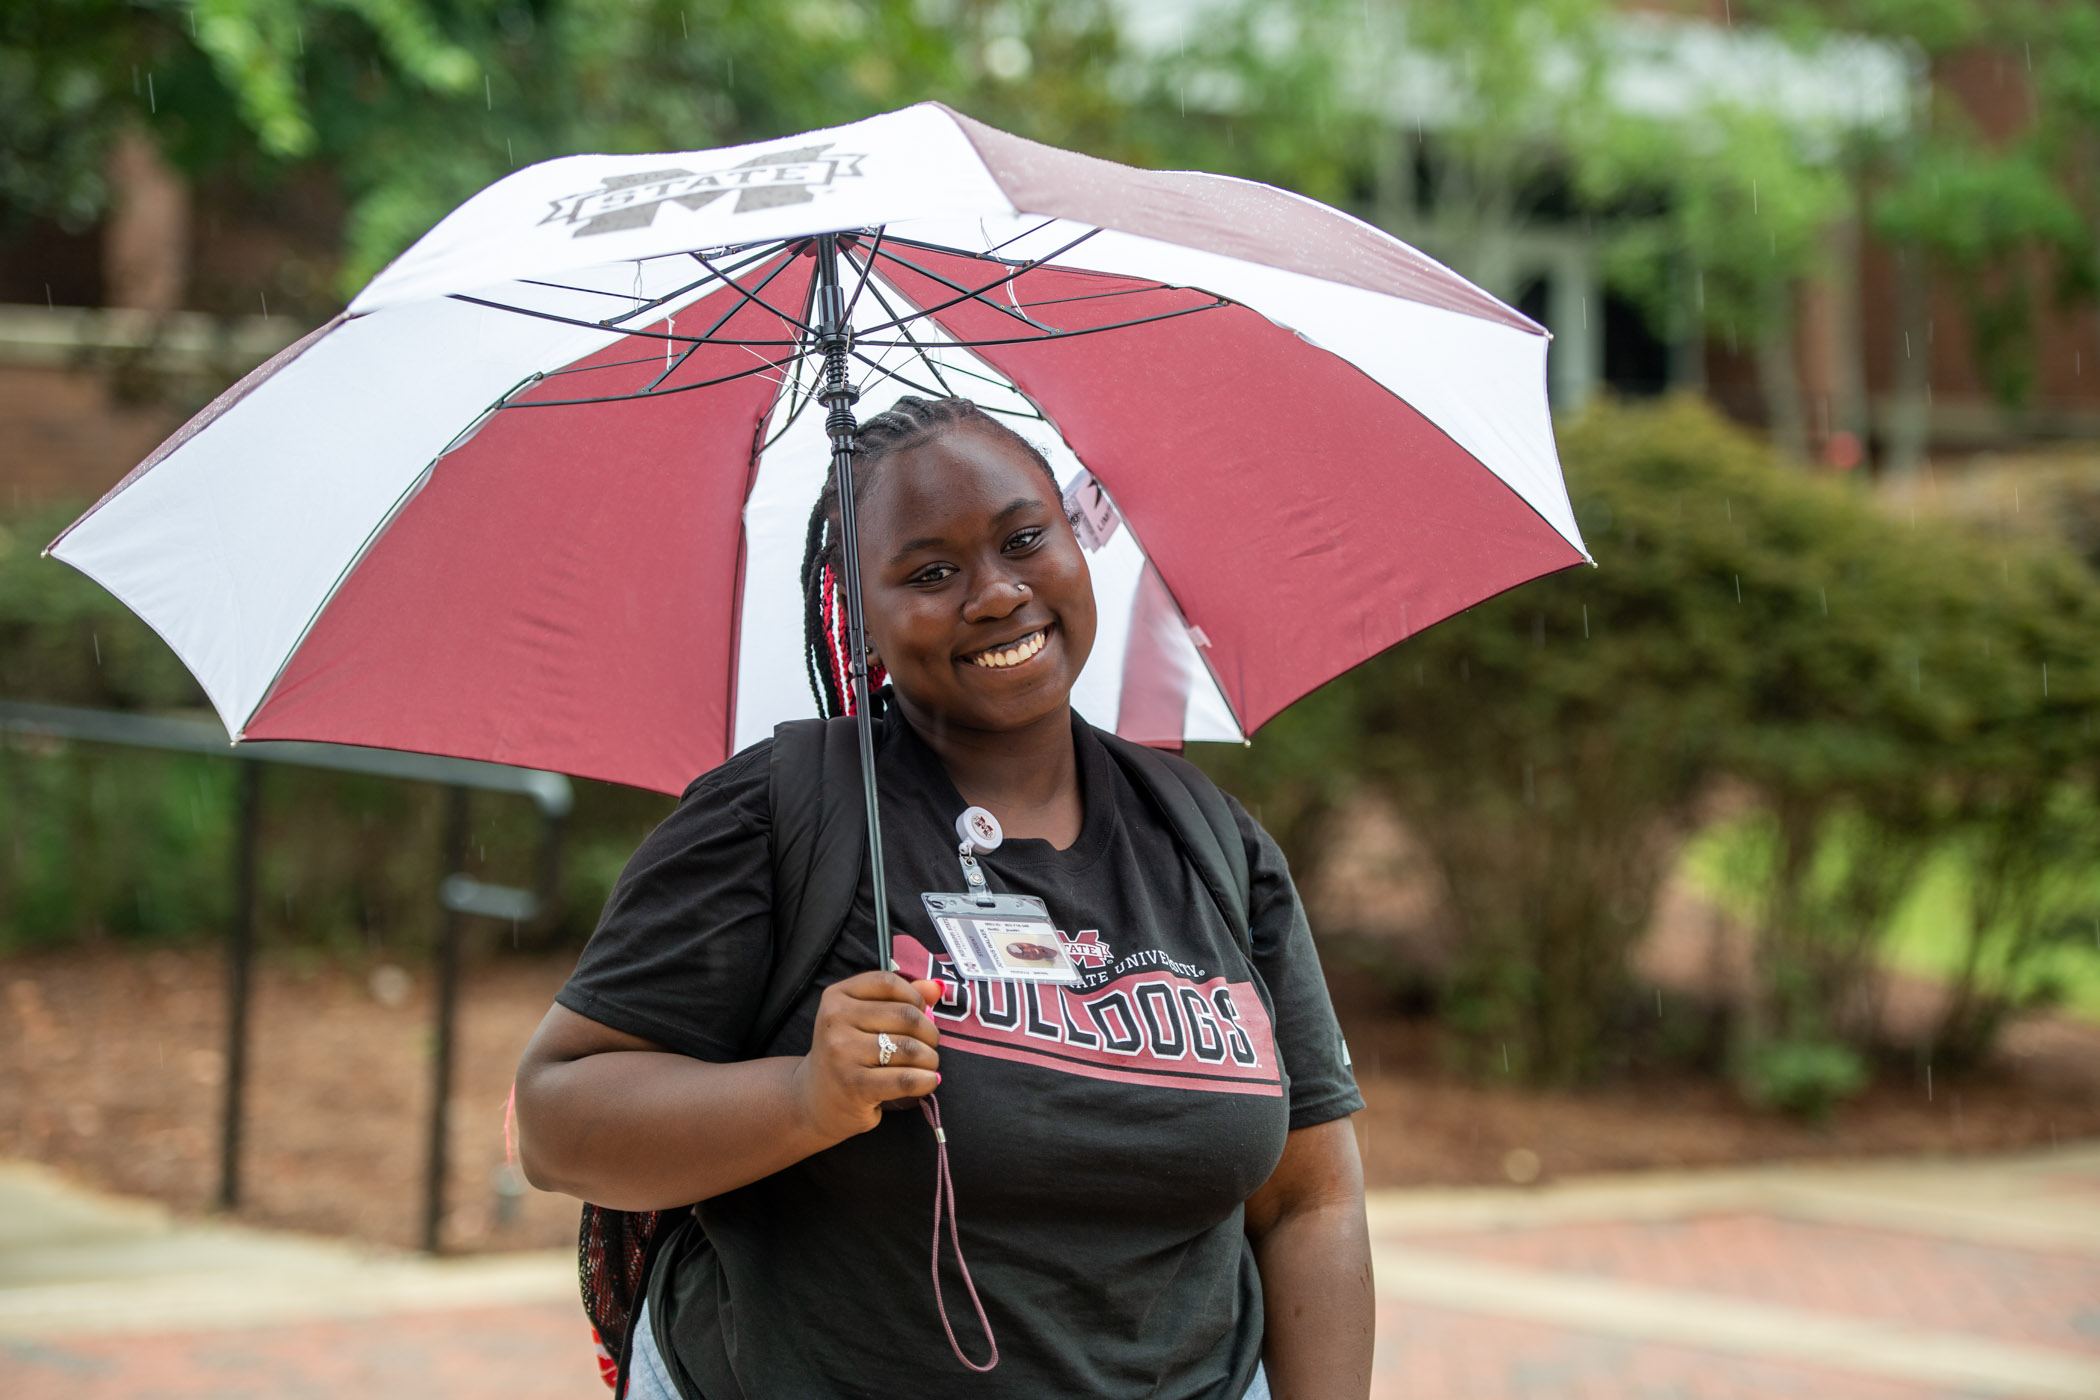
[920,893,1081,986]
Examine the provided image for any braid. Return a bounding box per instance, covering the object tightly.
[799,499,844,718]
[797,395,1060,718]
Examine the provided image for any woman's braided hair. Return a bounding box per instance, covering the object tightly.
[800,395,1061,719]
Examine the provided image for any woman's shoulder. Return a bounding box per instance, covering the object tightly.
[676,737,775,805]
[645,738,776,854]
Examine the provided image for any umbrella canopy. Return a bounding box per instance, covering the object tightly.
[49,102,1588,797]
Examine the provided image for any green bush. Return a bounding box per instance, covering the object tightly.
[1742,1039,1869,1124]
[1202,397,2100,1087]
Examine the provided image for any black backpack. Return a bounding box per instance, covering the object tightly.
[579,716,1253,1395]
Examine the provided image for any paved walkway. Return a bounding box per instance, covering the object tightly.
[3,1147,2097,1398]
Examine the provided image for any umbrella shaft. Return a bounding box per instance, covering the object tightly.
[815,234,893,975]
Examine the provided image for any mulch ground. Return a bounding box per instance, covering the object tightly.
[3,944,2097,1255]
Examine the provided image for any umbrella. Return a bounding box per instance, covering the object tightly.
[49,102,1590,972]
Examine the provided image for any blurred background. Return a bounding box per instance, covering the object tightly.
[3,2,2099,1398]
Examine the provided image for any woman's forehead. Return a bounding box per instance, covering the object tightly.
[866,427,1052,516]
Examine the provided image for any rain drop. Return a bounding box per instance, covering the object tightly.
[92,633,101,667]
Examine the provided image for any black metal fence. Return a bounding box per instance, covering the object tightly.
[0,699,572,1252]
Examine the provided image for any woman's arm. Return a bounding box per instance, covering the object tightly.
[515,970,943,1210]
[1243,1116,1373,1400]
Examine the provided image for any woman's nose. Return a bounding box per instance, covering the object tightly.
[962,573,1029,622]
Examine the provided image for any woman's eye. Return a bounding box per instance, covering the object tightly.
[909,563,956,585]
[1004,528,1044,553]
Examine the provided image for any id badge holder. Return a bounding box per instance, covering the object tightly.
[920,807,1082,987]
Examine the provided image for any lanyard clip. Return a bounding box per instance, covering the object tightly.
[956,806,1002,907]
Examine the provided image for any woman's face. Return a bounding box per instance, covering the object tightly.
[855,424,1096,736]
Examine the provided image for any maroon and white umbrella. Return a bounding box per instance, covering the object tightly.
[49,103,1588,801]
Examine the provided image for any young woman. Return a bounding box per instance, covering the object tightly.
[516,397,1372,1400]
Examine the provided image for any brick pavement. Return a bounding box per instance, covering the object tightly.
[3,1302,595,1400]
[1372,1301,1980,1400]
[1399,1213,2100,1358]
[4,1147,2099,1398]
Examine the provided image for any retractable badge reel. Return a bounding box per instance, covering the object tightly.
[918,807,1081,986]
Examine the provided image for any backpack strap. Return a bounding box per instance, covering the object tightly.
[1096,731,1252,954]
[751,717,868,1055]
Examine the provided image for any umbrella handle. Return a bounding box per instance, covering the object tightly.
[814,233,894,976]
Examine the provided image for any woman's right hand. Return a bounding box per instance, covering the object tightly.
[792,971,945,1140]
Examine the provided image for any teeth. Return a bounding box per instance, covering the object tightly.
[970,629,1047,669]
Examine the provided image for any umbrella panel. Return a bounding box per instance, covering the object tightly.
[242,258,816,793]
[871,246,1589,734]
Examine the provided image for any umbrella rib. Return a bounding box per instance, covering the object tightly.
[839,227,886,325]
[516,278,652,303]
[847,351,956,404]
[603,242,787,328]
[848,350,1047,422]
[536,346,801,383]
[862,248,1054,334]
[450,294,793,347]
[760,367,820,451]
[758,272,825,451]
[902,354,1043,407]
[448,245,806,348]
[842,248,961,400]
[981,217,1061,257]
[498,352,799,408]
[691,249,818,335]
[636,251,801,393]
[858,228,1102,335]
[855,295,1229,350]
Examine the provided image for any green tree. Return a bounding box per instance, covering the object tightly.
[1,0,1139,304]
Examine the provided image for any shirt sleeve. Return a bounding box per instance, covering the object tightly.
[554,742,774,1064]
[1229,794,1365,1131]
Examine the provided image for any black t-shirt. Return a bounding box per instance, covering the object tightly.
[557,709,1361,1400]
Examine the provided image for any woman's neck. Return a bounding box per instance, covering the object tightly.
[895,699,1083,849]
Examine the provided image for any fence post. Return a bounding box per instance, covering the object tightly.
[422,784,470,1254]
[217,762,261,1211]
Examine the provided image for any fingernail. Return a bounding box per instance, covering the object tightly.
[935,1073,943,1087]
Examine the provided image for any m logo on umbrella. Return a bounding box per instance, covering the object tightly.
[542,143,869,235]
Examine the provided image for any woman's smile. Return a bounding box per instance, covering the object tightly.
[963,624,1052,670]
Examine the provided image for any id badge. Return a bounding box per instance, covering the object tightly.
[919,892,1081,986]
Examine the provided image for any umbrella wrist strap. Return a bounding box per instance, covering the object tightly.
[920,1094,997,1372]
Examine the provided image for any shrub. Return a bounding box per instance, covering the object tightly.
[1742,1039,1869,1123]
[1203,397,2100,1087]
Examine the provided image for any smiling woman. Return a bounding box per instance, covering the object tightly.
[801,397,1099,846]
[514,394,1372,1400]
